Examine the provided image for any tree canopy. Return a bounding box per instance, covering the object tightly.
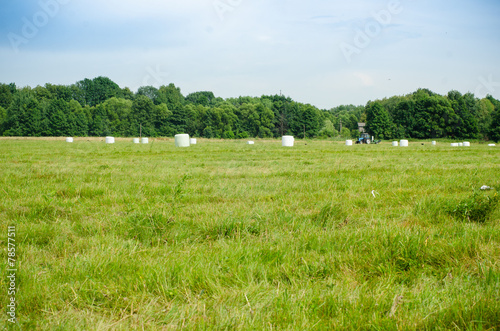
[0,80,498,141]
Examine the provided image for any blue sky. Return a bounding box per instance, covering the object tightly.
[1,0,499,109]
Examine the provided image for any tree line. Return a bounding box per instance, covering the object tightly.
[0,77,498,141]
[365,89,500,141]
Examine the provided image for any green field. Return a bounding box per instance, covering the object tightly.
[1,138,499,330]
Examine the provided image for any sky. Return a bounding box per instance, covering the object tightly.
[1,0,499,109]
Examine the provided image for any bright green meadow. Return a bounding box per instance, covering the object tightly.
[1,138,499,330]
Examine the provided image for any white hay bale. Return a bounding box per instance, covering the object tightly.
[190,138,197,145]
[451,143,459,147]
[400,140,409,147]
[175,134,190,147]
[282,136,294,147]
[247,141,255,145]
[392,141,398,147]
[488,144,496,147]
[346,140,353,146]
[133,138,140,144]
[105,137,115,144]
[141,138,149,144]
[432,141,437,145]
[463,142,470,147]
[66,137,73,143]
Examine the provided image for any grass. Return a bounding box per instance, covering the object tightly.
[0,138,499,330]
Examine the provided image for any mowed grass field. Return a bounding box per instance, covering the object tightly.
[1,138,499,330]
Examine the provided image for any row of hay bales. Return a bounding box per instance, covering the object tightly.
[345,140,495,147]
[344,139,412,147]
[65,136,495,148]
[64,135,288,147]
[65,135,197,146]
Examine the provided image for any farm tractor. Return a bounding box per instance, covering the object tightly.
[356,133,371,144]
[356,133,381,144]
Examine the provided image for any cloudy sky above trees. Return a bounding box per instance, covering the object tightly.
[1,0,499,109]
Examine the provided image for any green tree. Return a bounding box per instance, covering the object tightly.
[38,100,51,136]
[478,98,495,139]
[185,104,206,137]
[45,83,73,102]
[24,101,42,136]
[319,119,338,138]
[447,91,479,139]
[218,104,238,137]
[68,100,88,136]
[120,87,135,101]
[4,89,35,136]
[421,95,458,138]
[76,77,121,107]
[137,86,159,104]
[340,127,351,138]
[0,106,6,135]
[489,101,500,142]
[102,97,133,136]
[70,83,85,105]
[365,102,393,140]
[235,103,260,137]
[391,124,406,139]
[202,108,222,138]
[89,104,110,136]
[186,91,216,106]
[222,125,235,139]
[0,83,14,109]
[256,103,274,138]
[392,99,415,137]
[168,106,190,135]
[289,104,321,138]
[260,94,292,137]
[157,84,184,110]
[130,96,155,136]
[47,99,70,136]
[402,90,458,139]
[318,119,337,137]
[154,103,173,136]
[93,76,121,105]
[203,126,215,138]
[33,85,52,102]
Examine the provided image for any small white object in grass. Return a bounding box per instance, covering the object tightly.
[480,185,493,190]
[282,136,294,147]
[463,142,470,147]
[346,140,353,146]
[190,138,197,145]
[105,136,115,144]
[175,134,190,147]
[371,190,379,198]
[392,141,398,147]
[451,143,459,147]
[66,137,73,143]
[247,141,254,145]
[133,138,140,144]
[141,137,149,144]
[432,141,437,145]
[488,144,496,147]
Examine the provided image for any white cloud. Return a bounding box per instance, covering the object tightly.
[354,73,374,87]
